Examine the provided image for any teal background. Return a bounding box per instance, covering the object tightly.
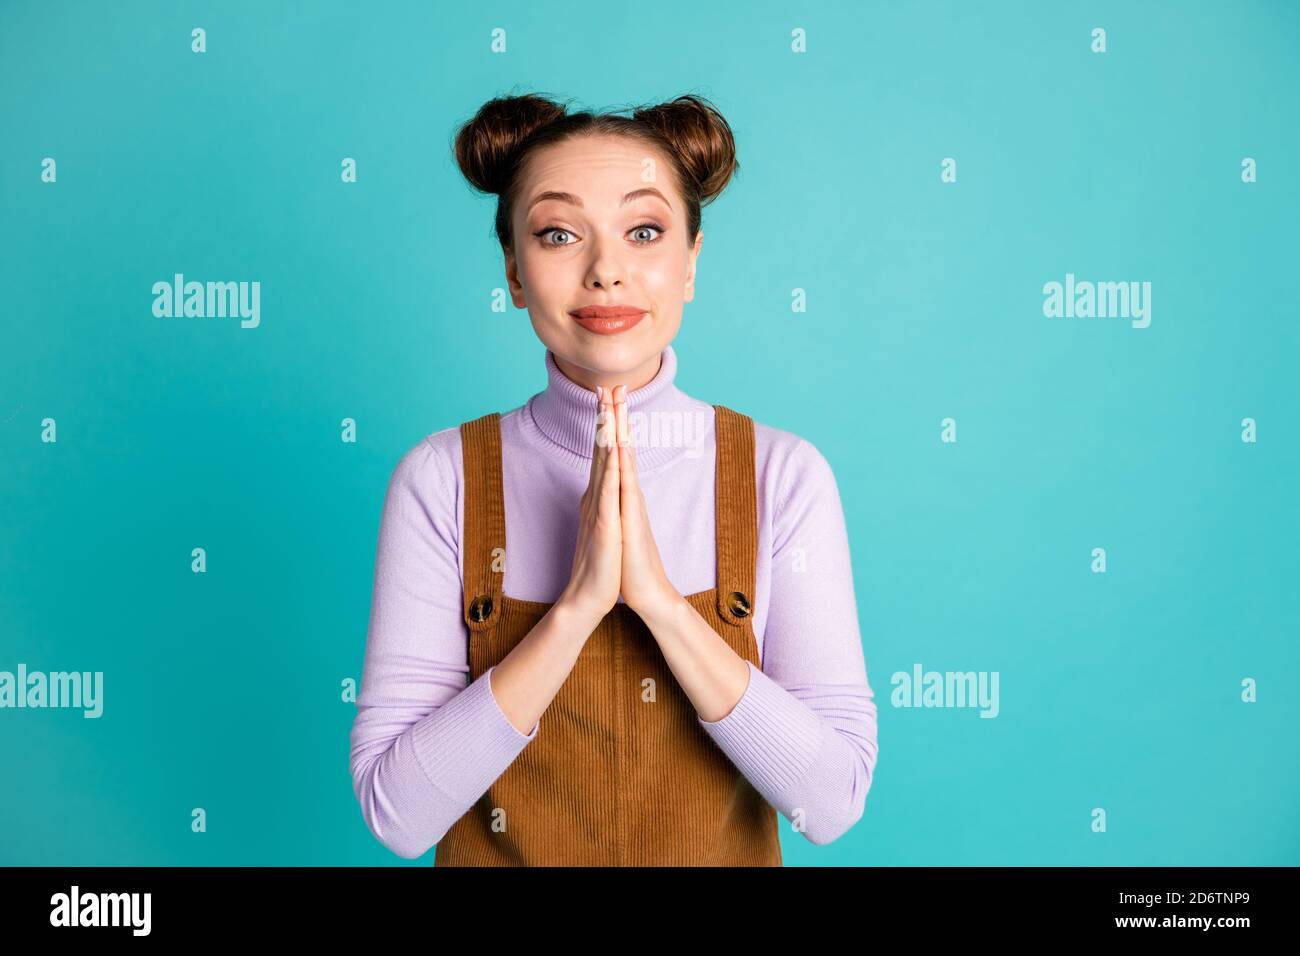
[1,0,1297,866]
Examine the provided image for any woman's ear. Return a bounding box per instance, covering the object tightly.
[504,247,527,308]
[683,230,703,303]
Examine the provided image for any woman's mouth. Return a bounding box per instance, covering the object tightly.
[569,306,647,335]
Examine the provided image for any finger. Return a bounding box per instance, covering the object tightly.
[598,386,620,468]
[600,389,620,505]
[615,384,630,447]
[622,427,639,489]
[587,386,607,497]
[617,393,640,502]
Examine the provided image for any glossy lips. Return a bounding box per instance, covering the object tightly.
[569,305,647,335]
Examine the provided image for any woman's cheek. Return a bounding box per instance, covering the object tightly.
[640,261,683,294]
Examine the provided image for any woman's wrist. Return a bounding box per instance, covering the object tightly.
[553,590,610,637]
[631,590,690,633]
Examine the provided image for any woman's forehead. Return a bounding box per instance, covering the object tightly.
[520,138,679,206]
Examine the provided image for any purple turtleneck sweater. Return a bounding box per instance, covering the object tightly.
[349,344,879,858]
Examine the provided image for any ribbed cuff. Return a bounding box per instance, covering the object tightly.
[484,664,541,740]
[408,665,539,803]
[697,659,828,795]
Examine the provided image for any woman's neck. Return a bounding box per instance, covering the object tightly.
[525,343,709,470]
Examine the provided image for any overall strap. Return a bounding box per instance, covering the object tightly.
[460,412,505,633]
[712,405,758,627]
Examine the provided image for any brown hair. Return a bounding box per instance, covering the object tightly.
[453,91,739,254]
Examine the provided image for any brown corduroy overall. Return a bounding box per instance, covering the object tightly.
[433,405,783,867]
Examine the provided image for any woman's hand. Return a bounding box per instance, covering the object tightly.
[557,385,623,623]
[611,384,680,621]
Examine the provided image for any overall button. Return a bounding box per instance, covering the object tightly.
[469,594,494,622]
[726,590,751,618]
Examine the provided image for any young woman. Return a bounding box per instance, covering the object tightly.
[349,93,879,866]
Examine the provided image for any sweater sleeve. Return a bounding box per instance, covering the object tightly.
[348,437,539,860]
[697,437,879,846]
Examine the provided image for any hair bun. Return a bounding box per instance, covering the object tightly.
[633,94,738,206]
[454,93,569,195]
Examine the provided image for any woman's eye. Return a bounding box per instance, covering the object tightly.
[538,228,574,246]
[534,224,663,247]
[631,224,663,244]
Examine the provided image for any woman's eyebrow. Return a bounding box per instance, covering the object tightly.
[527,187,673,212]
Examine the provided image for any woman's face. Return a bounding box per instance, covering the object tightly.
[505,133,703,390]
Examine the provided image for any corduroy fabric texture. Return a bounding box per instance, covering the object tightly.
[433,405,783,866]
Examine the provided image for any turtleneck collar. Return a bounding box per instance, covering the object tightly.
[523,343,707,472]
